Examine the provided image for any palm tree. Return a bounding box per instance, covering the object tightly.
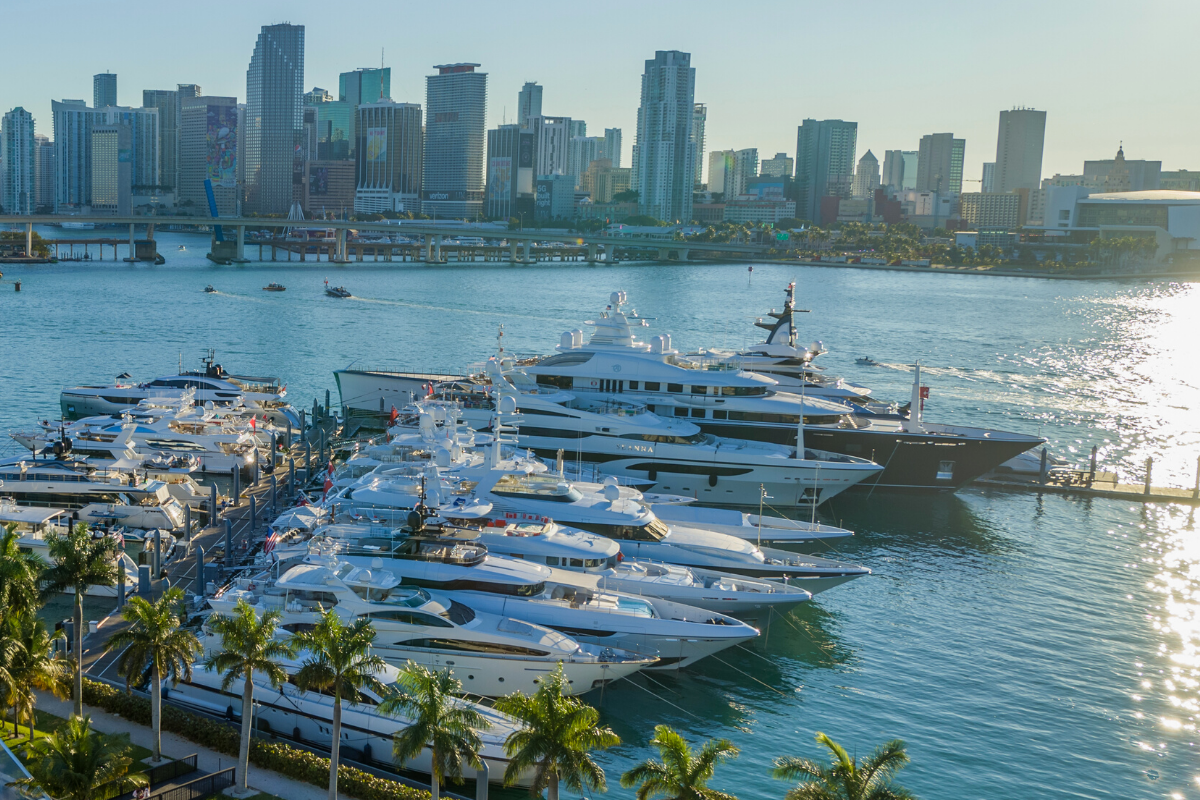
[771,733,914,800]
[381,663,486,800]
[104,587,202,762]
[204,599,293,795]
[0,524,47,623]
[6,613,69,741]
[15,714,148,800]
[40,522,121,716]
[620,725,739,800]
[289,609,387,800]
[493,663,619,800]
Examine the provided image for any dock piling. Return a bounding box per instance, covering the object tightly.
[210,484,218,522]
[194,546,206,597]
[1038,447,1049,485]
[115,566,125,611]
[1089,445,1098,487]
[1194,456,1200,500]
[271,474,278,515]
[153,529,161,576]
[1145,457,1153,496]
[233,467,240,505]
[250,496,257,531]
[184,505,191,542]
[224,520,233,566]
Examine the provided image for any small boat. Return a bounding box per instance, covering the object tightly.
[204,285,216,293]
[855,357,878,366]
[324,280,351,298]
[178,245,187,251]
[263,283,286,292]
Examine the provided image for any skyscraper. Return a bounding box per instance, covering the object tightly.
[51,101,158,212]
[93,73,117,108]
[602,128,622,169]
[915,133,965,195]
[691,103,706,189]
[354,99,422,214]
[981,162,996,193]
[180,95,239,216]
[568,136,603,187]
[34,133,54,212]
[2,108,35,214]
[422,63,486,219]
[724,148,758,198]
[708,150,731,194]
[244,23,304,215]
[760,152,793,179]
[994,108,1046,193]
[486,123,522,220]
[340,67,390,157]
[632,50,695,223]
[143,89,179,191]
[901,151,918,189]
[852,150,880,198]
[517,82,542,130]
[533,116,573,177]
[794,119,857,222]
[881,150,905,193]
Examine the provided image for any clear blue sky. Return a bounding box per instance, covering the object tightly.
[7,0,1195,184]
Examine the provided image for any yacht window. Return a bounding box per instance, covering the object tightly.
[719,386,768,397]
[667,383,683,393]
[545,556,560,566]
[585,558,605,568]
[690,409,705,418]
[712,410,728,420]
[645,382,660,392]
[446,600,476,625]
[569,558,583,568]
[537,353,596,367]
[584,520,668,542]
[395,638,551,657]
[674,407,689,417]
[369,610,453,628]
[726,411,800,425]
[620,432,708,445]
[690,386,706,395]
[627,381,638,391]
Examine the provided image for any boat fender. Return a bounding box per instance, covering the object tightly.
[293,726,302,742]
[708,474,718,487]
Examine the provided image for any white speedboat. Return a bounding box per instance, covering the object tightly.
[210,561,654,695]
[171,639,533,786]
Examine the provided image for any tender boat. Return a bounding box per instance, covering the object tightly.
[204,285,215,293]
[263,283,286,292]
[856,357,878,366]
[324,280,352,298]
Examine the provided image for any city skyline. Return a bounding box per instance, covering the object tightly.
[3,0,1195,191]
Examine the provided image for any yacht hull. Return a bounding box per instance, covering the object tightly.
[693,421,1042,491]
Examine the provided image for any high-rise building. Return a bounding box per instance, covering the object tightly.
[90,124,131,215]
[34,133,54,212]
[852,150,880,198]
[602,128,622,169]
[244,23,305,215]
[305,90,352,161]
[915,132,965,195]
[569,120,587,139]
[959,192,1021,230]
[486,123,521,220]
[51,101,158,212]
[725,148,758,198]
[708,150,731,194]
[517,82,542,130]
[631,50,695,222]
[589,161,631,204]
[760,152,793,179]
[1084,146,1161,192]
[981,162,996,193]
[2,108,35,214]
[93,73,117,108]
[422,63,486,219]
[994,108,1046,193]
[533,116,572,177]
[691,103,706,189]
[354,99,422,214]
[881,150,905,193]
[142,89,180,191]
[569,136,603,187]
[901,151,918,190]
[339,67,390,157]
[180,95,239,216]
[794,119,857,222]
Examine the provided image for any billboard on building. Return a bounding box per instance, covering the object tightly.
[519,133,535,169]
[205,105,238,187]
[488,157,512,201]
[310,166,329,196]
[366,127,388,162]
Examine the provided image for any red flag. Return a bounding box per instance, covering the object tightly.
[251,416,257,430]
[323,459,334,499]
[389,405,399,424]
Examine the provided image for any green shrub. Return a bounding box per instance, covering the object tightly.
[81,679,429,800]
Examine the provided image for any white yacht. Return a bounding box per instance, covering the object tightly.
[210,561,654,695]
[443,364,883,508]
[61,352,298,427]
[0,501,141,596]
[0,457,186,530]
[171,639,533,786]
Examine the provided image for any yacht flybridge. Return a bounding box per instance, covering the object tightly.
[210,560,655,694]
[61,351,298,427]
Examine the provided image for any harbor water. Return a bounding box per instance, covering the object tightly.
[3,228,1199,799]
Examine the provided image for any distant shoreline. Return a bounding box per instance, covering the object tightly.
[783,258,1200,282]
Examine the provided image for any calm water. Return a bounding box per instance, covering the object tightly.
[3,228,1200,799]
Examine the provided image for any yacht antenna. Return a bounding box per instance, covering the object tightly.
[757,484,765,548]
[497,324,505,357]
